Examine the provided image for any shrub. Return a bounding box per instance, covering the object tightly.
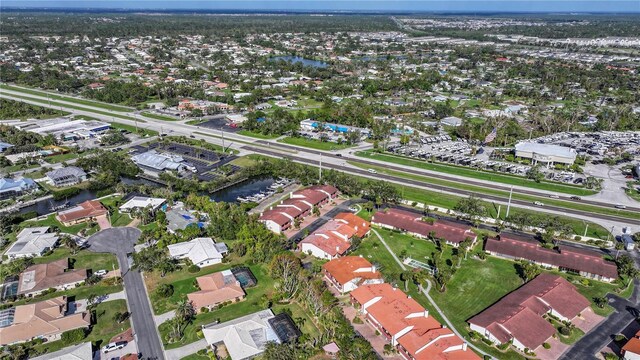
[61,328,86,343]
[615,334,627,342]
[200,307,209,313]
[187,265,200,273]
[574,236,582,241]
[559,326,571,336]
[156,284,174,298]
[196,330,204,339]
[543,342,551,349]
[353,316,363,324]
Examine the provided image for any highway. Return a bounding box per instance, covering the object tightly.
[1,86,638,230]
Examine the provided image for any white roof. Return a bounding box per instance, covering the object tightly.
[119,196,166,211]
[4,227,59,257]
[30,342,93,360]
[203,309,279,360]
[167,237,226,265]
[515,142,577,160]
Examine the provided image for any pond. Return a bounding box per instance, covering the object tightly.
[271,56,328,69]
[17,176,276,216]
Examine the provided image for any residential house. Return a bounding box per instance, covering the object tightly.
[485,235,618,282]
[468,273,591,352]
[17,258,87,297]
[188,270,245,312]
[0,297,90,345]
[299,212,370,259]
[45,167,87,187]
[0,141,13,152]
[0,177,37,200]
[259,185,338,234]
[351,284,479,360]
[323,256,383,293]
[167,237,228,267]
[622,330,640,360]
[165,207,205,233]
[4,227,59,260]
[119,196,166,213]
[202,309,280,360]
[56,200,108,226]
[372,208,476,247]
[30,342,93,360]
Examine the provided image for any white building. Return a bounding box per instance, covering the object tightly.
[167,237,228,267]
[515,142,577,166]
[119,196,166,213]
[4,227,59,260]
[202,309,280,360]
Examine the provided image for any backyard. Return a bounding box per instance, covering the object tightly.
[32,248,119,272]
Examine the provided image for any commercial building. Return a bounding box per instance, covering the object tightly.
[56,200,108,226]
[17,258,87,297]
[299,212,370,259]
[371,208,476,247]
[0,177,37,200]
[16,118,111,140]
[188,270,245,312]
[485,235,618,282]
[323,256,383,293]
[514,142,577,166]
[468,273,591,352]
[202,309,280,360]
[351,284,479,360]
[0,296,90,345]
[45,166,87,187]
[4,227,59,260]
[131,150,195,176]
[167,237,228,268]
[259,185,338,234]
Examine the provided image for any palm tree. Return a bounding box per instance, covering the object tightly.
[61,235,79,255]
[175,299,196,323]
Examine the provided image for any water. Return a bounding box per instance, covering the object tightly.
[15,176,276,216]
[209,177,275,203]
[271,56,328,68]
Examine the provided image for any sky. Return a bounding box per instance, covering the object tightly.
[1,0,638,13]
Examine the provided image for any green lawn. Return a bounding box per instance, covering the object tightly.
[33,248,119,271]
[44,152,81,164]
[141,111,179,121]
[150,275,201,314]
[279,136,353,151]
[237,130,280,139]
[626,182,640,203]
[378,227,456,265]
[25,214,88,234]
[357,150,596,196]
[180,354,210,360]
[10,282,123,306]
[110,210,132,227]
[1,84,133,112]
[158,264,276,349]
[229,156,259,168]
[109,121,158,137]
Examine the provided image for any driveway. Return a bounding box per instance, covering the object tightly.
[288,198,363,243]
[87,227,165,360]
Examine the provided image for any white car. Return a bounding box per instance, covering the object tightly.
[534,201,544,206]
[94,270,108,277]
[549,195,560,199]
[615,204,627,209]
[103,342,126,353]
[367,168,377,174]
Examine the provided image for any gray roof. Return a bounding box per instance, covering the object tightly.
[46,166,87,181]
[30,342,93,360]
[131,150,186,171]
[4,227,59,257]
[166,209,199,232]
[515,142,577,160]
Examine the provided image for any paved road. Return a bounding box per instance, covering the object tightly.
[87,227,165,360]
[288,198,361,243]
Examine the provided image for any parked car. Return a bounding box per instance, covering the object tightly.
[94,269,108,277]
[103,342,126,353]
[534,201,544,206]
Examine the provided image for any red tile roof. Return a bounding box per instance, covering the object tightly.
[322,256,382,286]
[623,337,640,356]
[259,209,292,226]
[292,188,328,206]
[300,233,351,257]
[372,208,474,244]
[485,236,618,279]
[334,212,370,238]
[56,200,108,223]
[468,273,591,350]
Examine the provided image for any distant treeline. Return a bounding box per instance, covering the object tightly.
[0,13,397,37]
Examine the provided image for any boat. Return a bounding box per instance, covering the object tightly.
[49,201,70,212]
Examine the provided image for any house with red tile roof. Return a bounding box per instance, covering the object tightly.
[485,235,618,282]
[468,273,591,352]
[351,284,479,360]
[371,208,476,247]
[299,213,369,260]
[56,200,108,226]
[259,186,338,234]
[622,330,640,360]
[323,256,383,293]
[188,270,245,313]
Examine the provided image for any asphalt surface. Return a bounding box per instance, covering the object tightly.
[288,199,361,243]
[559,279,640,360]
[87,228,165,360]
[243,145,640,226]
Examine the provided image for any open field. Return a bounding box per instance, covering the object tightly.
[1,84,133,112]
[357,150,597,196]
[141,111,179,121]
[279,136,353,151]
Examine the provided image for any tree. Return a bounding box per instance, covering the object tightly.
[86,293,98,312]
[453,196,486,226]
[61,235,79,255]
[175,299,196,323]
[516,261,541,283]
[269,253,302,300]
[593,296,607,309]
[61,328,87,343]
[526,165,545,183]
[615,241,624,260]
[156,284,174,298]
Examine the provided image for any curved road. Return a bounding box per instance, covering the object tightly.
[87,228,165,360]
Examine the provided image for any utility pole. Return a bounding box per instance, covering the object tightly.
[505,186,513,218]
[134,113,138,134]
[583,223,589,238]
[496,204,501,220]
[221,130,225,154]
[319,153,322,181]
